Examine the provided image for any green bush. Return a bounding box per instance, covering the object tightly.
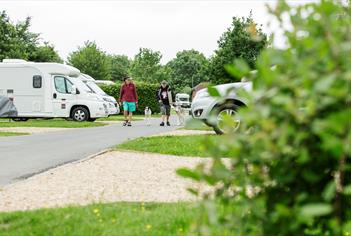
[178,1,351,235]
[100,82,161,114]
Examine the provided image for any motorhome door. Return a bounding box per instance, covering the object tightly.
[52,76,75,118]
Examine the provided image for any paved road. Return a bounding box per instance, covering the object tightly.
[0,118,177,186]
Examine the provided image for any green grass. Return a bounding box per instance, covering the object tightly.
[0,202,198,236]
[0,119,105,128]
[98,115,144,121]
[117,135,232,157]
[0,132,28,137]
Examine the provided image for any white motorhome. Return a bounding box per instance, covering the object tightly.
[175,93,191,108]
[0,60,109,121]
[79,74,120,115]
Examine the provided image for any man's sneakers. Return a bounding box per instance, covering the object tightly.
[160,121,171,126]
[123,120,132,126]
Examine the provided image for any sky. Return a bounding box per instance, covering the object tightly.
[1,0,317,64]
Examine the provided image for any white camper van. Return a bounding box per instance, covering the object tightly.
[0,60,109,121]
[79,74,120,115]
[175,93,191,108]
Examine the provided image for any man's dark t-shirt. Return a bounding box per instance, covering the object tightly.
[157,86,171,105]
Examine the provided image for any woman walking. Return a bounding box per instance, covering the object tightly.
[119,77,138,126]
[157,80,173,126]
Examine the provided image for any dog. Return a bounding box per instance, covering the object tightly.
[144,107,152,126]
[173,102,185,126]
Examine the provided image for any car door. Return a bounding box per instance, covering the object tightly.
[52,76,75,118]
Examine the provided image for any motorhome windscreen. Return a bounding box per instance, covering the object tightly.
[179,98,189,101]
[86,81,107,96]
[69,77,93,93]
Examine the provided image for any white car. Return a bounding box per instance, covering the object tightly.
[191,82,252,134]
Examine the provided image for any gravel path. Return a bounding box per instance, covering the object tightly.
[0,151,210,212]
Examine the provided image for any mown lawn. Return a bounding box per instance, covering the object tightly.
[0,132,28,137]
[116,135,233,157]
[0,119,105,128]
[0,202,198,236]
[98,115,144,121]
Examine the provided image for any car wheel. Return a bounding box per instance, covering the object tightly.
[71,107,89,122]
[212,103,241,135]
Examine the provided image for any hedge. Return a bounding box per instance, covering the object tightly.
[100,82,161,114]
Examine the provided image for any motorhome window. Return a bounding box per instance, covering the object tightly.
[54,76,67,93]
[33,75,42,88]
[65,79,74,93]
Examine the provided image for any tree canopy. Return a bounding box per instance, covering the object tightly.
[130,48,169,83]
[209,14,268,84]
[108,55,131,81]
[0,11,62,63]
[68,41,111,80]
[166,49,209,93]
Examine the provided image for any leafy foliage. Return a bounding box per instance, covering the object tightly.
[208,13,268,85]
[100,82,160,114]
[179,1,351,235]
[166,50,209,93]
[0,11,62,62]
[68,41,111,80]
[108,54,131,81]
[130,48,169,83]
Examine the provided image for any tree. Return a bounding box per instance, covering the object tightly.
[179,0,351,235]
[130,48,169,83]
[29,43,63,63]
[108,55,131,81]
[0,11,62,62]
[166,49,209,94]
[209,13,267,84]
[68,41,111,80]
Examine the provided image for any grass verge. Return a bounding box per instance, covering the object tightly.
[98,115,144,121]
[0,119,105,128]
[116,135,233,157]
[0,202,198,236]
[0,132,28,137]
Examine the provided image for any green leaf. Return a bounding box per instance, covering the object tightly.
[344,185,351,195]
[176,168,201,181]
[322,181,336,202]
[224,59,250,79]
[207,86,221,97]
[300,203,332,217]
